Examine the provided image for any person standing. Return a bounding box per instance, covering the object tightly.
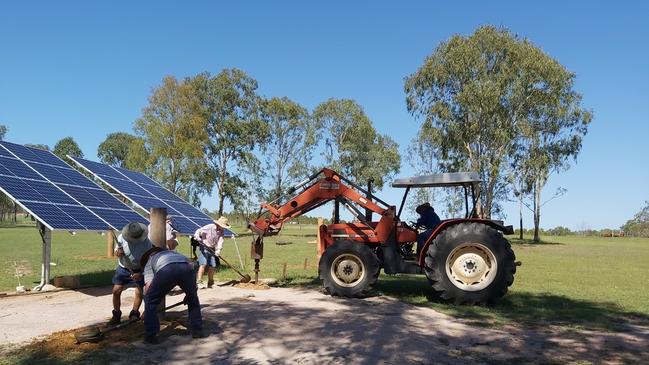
[193,216,231,288]
[110,222,153,325]
[140,247,204,344]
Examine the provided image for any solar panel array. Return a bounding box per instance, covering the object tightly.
[70,157,229,236]
[0,141,148,231]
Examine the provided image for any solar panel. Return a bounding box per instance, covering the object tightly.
[70,156,233,236]
[0,141,148,231]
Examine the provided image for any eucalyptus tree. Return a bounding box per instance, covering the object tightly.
[313,98,400,190]
[405,25,591,220]
[260,96,314,201]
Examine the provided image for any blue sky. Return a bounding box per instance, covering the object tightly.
[1,1,647,230]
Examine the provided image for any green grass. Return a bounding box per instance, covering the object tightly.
[1,223,648,331]
[0,223,321,291]
[374,235,649,330]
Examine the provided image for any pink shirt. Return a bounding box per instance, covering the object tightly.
[193,223,224,255]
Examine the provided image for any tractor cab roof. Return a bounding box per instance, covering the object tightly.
[392,172,481,189]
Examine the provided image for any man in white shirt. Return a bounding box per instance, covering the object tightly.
[193,216,231,288]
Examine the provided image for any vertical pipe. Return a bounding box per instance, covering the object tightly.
[365,178,374,222]
[150,208,166,317]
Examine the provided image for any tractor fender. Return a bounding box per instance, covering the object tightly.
[417,219,514,267]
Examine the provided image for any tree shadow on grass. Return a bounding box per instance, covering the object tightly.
[375,276,649,332]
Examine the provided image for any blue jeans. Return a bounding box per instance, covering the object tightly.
[197,245,220,267]
[144,262,202,337]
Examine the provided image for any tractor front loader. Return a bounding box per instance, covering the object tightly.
[249,168,517,304]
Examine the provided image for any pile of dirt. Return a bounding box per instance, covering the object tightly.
[234,282,270,290]
[18,315,189,359]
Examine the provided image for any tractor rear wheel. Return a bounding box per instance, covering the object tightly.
[424,222,516,305]
[319,240,379,298]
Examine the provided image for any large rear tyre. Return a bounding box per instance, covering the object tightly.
[424,222,516,305]
[319,240,379,298]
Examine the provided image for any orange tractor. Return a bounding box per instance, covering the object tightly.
[249,168,517,304]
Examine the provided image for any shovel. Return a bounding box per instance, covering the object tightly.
[74,300,185,344]
[199,244,251,283]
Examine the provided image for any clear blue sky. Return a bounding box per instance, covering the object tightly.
[1,1,647,230]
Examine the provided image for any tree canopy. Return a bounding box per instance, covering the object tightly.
[192,69,267,215]
[0,125,6,141]
[313,98,400,190]
[260,96,314,200]
[53,137,83,163]
[621,201,649,237]
[405,25,591,221]
[97,132,144,169]
[134,76,211,205]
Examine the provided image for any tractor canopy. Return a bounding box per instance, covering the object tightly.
[392,172,481,219]
[392,172,481,189]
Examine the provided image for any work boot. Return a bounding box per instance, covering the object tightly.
[144,335,159,345]
[191,329,207,339]
[128,309,140,321]
[108,310,121,325]
[207,279,214,288]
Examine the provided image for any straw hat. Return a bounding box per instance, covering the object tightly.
[121,222,149,243]
[214,216,231,229]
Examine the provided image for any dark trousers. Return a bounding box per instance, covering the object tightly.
[144,262,202,337]
[417,229,433,255]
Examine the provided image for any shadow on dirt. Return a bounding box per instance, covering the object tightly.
[6,288,648,365]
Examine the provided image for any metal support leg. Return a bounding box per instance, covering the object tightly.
[34,223,53,291]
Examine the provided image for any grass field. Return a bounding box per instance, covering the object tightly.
[1,222,648,331]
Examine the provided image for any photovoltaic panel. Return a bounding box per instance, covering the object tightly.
[70,156,233,236]
[0,141,148,231]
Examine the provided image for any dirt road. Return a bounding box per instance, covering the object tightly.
[1,285,647,364]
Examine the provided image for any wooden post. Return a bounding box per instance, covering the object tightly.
[316,217,324,262]
[282,262,287,280]
[106,230,115,258]
[150,208,166,317]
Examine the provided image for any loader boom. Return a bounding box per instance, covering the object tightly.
[249,168,395,242]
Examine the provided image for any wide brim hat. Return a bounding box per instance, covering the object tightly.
[214,216,231,229]
[121,222,149,243]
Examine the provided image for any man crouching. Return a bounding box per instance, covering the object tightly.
[140,247,205,344]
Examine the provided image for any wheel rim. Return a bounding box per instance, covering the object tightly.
[330,253,366,288]
[445,243,497,291]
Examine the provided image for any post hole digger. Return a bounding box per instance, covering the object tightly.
[198,243,251,284]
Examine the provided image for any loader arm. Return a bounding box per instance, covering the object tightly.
[249,168,391,237]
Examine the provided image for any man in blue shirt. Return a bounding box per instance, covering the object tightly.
[416,202,442,255]
[110,222,153,325]
[140,247,204,344]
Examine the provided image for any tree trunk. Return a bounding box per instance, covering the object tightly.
[519,198,524,240]
[533,179,541,243]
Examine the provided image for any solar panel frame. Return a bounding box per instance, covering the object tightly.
[0,141,149,231]
[70,156,235,236]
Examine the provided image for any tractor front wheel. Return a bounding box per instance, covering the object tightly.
[319,240,379,298]
[424,222,516,305]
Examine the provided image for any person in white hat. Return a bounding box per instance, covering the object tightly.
[109,222,153,325]
[192,216,231,288]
